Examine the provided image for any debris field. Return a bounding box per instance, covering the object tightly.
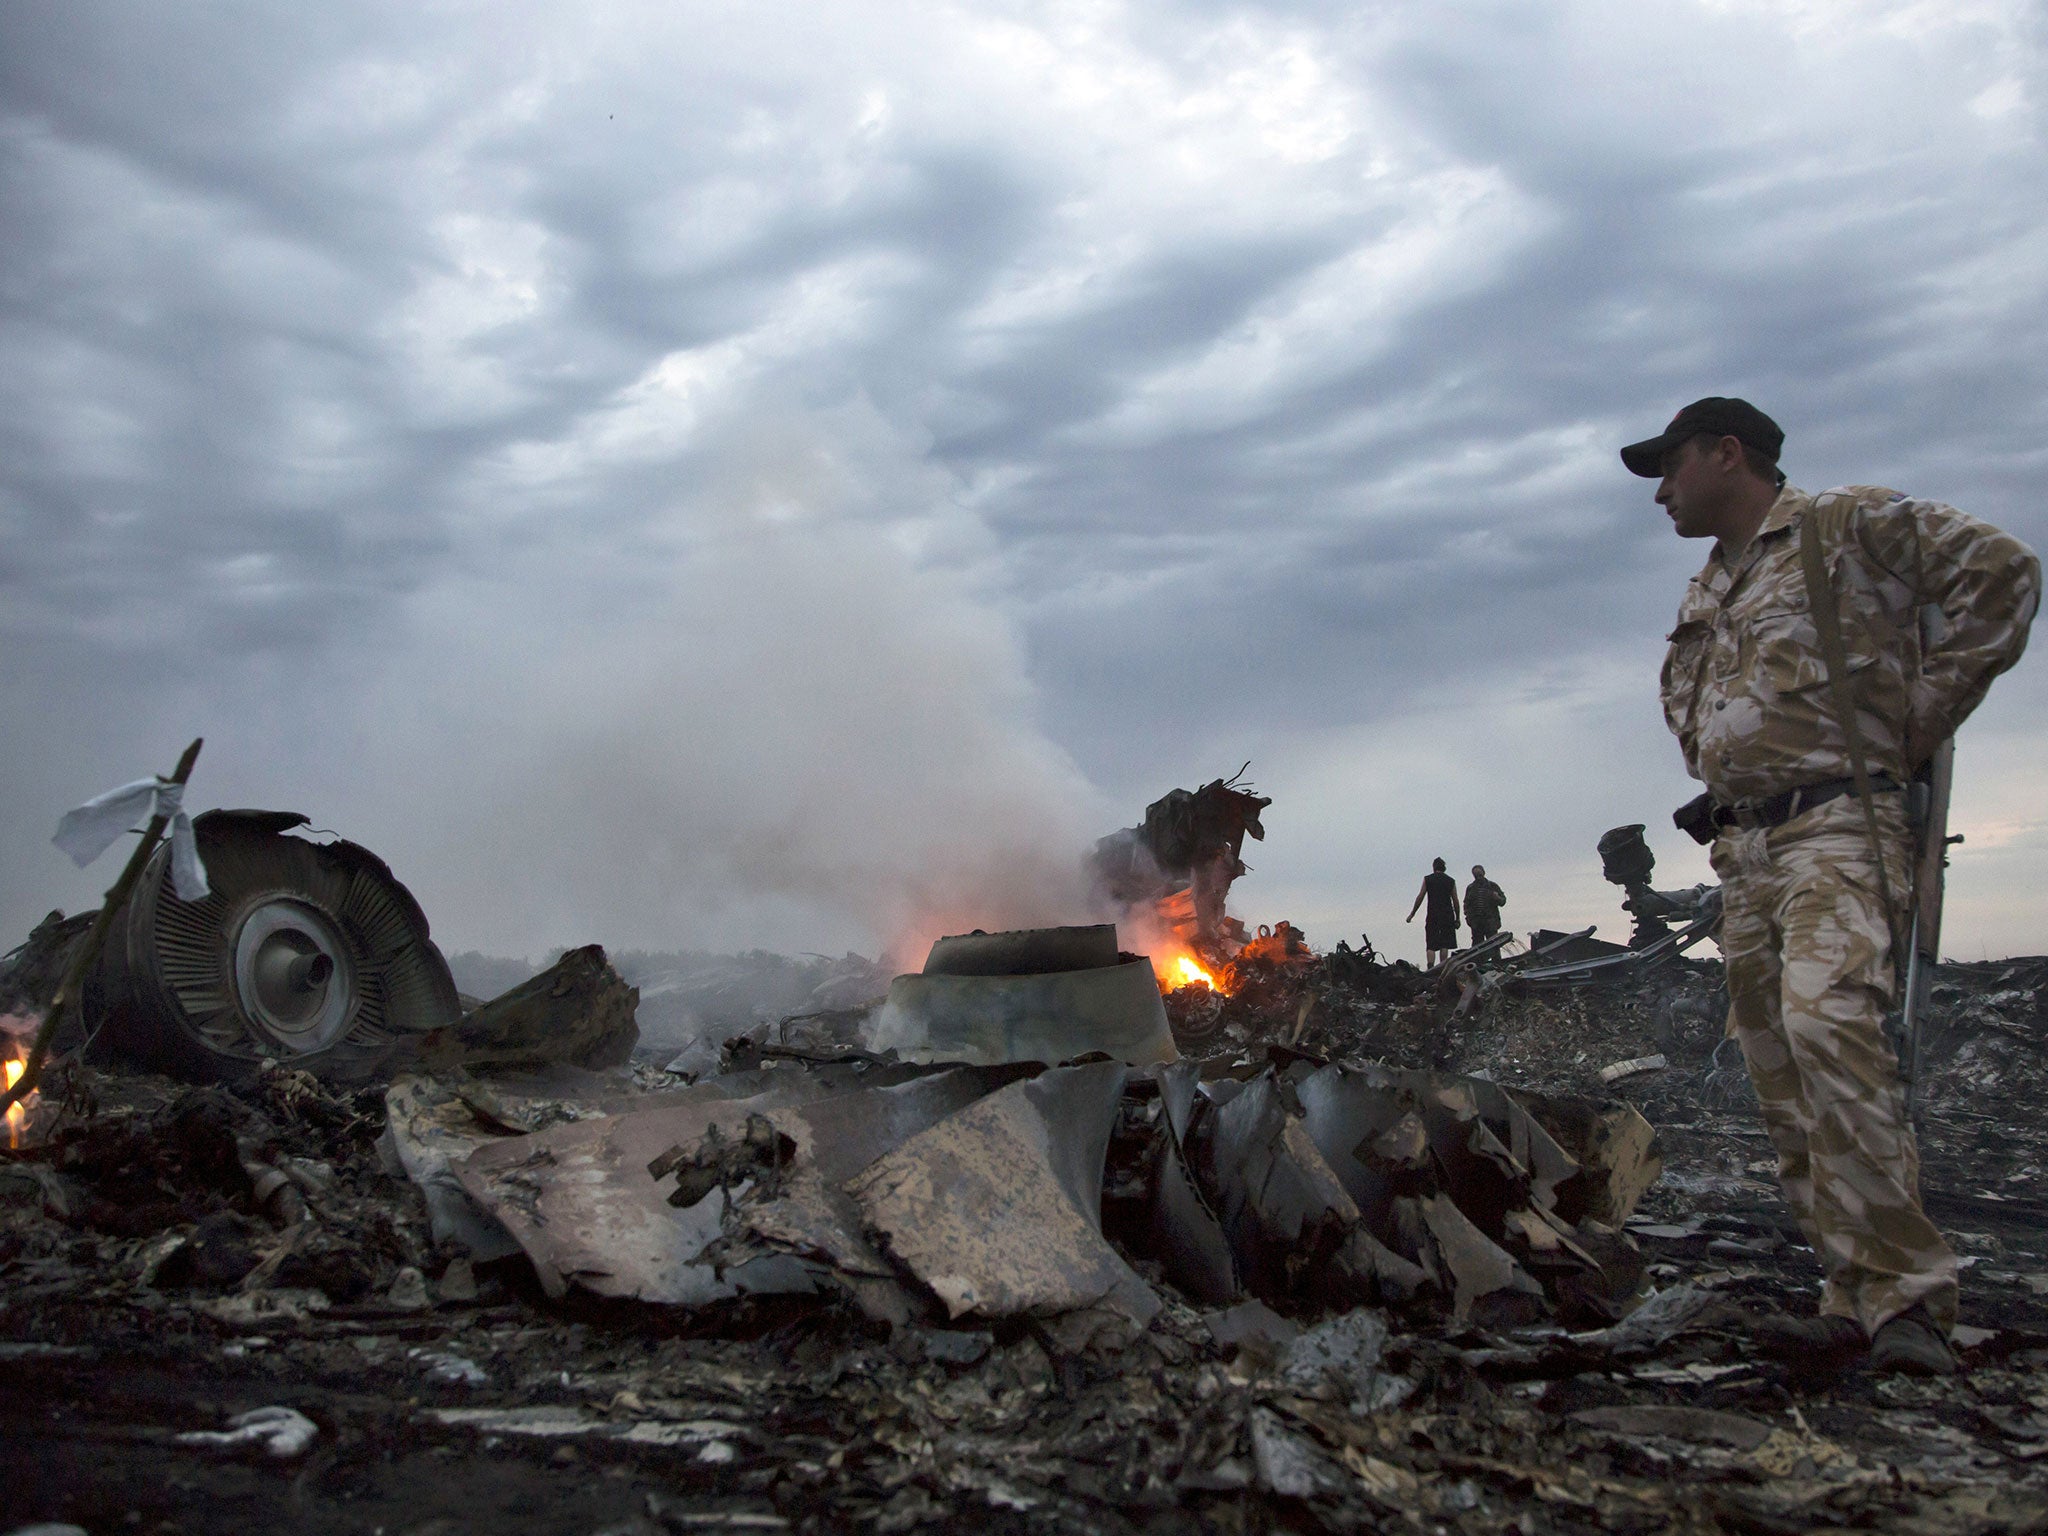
[5,933,2048,1536]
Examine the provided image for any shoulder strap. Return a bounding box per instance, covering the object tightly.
[1798,504,1906,963]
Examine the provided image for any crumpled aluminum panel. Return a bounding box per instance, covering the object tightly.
[454,1064,1018,1305]
[1145,1061,1239,1305]
[1177,1059,1651,1322]
[848,1060,1161,1348]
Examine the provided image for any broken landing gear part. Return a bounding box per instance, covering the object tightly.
[82,810,461,1083]
[1597,824,1722,949]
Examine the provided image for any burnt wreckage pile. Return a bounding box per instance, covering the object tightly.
[1091,770,1272,963]
[4,815,2048,1532]
[370,921,1654,1344]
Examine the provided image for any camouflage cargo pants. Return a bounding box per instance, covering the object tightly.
[1712,791,1957,1335]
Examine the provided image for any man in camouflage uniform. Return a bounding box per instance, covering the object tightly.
[1624,397,2039,1375]
[1463,866,1507,944]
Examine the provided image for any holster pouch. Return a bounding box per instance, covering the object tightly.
[1673,791,1719,846]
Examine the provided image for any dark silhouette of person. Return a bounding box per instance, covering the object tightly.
[1464,865,1507,943]
[1406,857,1459,967]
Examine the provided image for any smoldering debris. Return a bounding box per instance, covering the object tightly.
[452,947,897,1064]
[7,901,2048,1531]
[1091,772,1272,963]
[867,923,1179,1067]
[616,948,894,1058]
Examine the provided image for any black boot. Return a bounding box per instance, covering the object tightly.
[1868,1304,1958,1377]
[1751,1311,1868,1376]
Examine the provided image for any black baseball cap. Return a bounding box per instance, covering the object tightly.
[1620,397,1784,477]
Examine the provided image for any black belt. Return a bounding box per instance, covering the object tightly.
[1712,774,1900,833]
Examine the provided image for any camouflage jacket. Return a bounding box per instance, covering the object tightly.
[1463,879,1505,926]
[1661,484,2040,804]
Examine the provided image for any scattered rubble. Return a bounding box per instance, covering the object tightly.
[174,1403,319,1458]
[5,883,2048,1531]
[603,948,892,1059]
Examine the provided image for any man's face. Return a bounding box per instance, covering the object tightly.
[1471,866,1484,879]
[1654,435,1730,540]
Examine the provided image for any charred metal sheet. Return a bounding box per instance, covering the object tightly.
[1373,1066,1582,1216]
[696,1062,1041,1323]
[1292,1063,1428,1233]
[458,1096,797,1306]
[1157,1059,1646,1320]
[1292,1062,1579,1234]
[454,1077,851,1303]
[848,1060,1160,1348]
[1411,1076,1546,1233]
[1416,1192,1545,1323]
[1145,1061,1239,1305]
[383,1061,879,1262]
[423,945,638,1071]
[1179,1062,1438,1307]
[1504,1087,1662,1227]
[458,1064,1017,1305]
[1279,1307,1412,1414]
[382,1074,525,1262]
[869,955,1178,1068]
[1352,1067,1624,1318]
[1249,1406,1352,1500]
[785,1062,1040,1185]
[1326,1222,1435,1303]
[1205,1298,1298,1362]
[1567,1403,1773,1451]
[1191,1073,1361,1300]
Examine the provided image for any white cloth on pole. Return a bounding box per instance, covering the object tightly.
[52,778,211,900]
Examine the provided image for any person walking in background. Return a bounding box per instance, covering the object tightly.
[1405,858,1460,967]
[1463,865,1507,944]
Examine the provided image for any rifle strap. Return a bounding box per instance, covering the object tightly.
[1798,504,1907,969]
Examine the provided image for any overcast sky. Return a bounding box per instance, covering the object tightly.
[4,0,2045,970]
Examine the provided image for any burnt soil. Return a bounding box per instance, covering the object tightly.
[6,956,2048,1535]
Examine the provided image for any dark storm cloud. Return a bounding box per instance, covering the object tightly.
[997,2,2048,790]
[2,0,2044,958]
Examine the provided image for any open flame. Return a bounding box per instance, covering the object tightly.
[3,1051,31,1151]
[1154,945,1223,994]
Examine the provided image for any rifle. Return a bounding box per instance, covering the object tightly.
[1799,508,1960,1115]
[1902,737,1956,1118]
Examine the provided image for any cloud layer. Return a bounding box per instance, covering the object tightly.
[4,0,2045,963]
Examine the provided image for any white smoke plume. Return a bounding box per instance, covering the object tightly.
[331,397,1113,969]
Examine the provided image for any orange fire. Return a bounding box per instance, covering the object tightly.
[3,1051,30,1151]
[1154,946,1222,993]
